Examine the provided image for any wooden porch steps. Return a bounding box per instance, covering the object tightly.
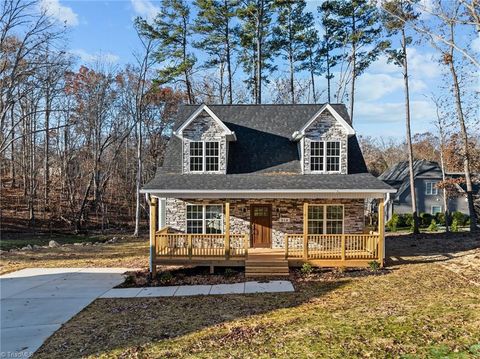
[245,249,289,277]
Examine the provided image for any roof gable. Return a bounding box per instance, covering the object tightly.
[292,104,355,140]
[173,104,235,140]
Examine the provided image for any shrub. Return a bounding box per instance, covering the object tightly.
[403,213,414,227]
[452,211,468,226]
[159,271,173,284]
[368,261,380,271]
[387,213,400,232]
[451,218,459,232]
[419,212,433,227]
[301,263,313,276]
[428,219,439,232]
[224,268,236,278]
[435,212,446,226]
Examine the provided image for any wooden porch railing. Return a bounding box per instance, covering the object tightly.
[155,231,249,259]
[284,233,380,262]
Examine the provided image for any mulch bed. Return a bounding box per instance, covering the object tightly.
[116,266,388,288]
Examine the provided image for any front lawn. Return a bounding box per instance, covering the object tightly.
[33,262,480,358]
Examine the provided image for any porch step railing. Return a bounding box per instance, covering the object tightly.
[155,231,249,259]
[285,234,380,261]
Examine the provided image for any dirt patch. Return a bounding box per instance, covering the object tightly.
[386,231,480,285]
[117,266,388,288]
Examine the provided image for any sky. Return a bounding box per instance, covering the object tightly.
[40,0,480,139]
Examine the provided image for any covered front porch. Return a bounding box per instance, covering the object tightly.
[148,196,386,276]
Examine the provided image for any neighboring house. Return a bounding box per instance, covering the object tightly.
[141,104,395,276]
[379,160,476,219]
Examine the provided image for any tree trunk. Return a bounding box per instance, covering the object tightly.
[326,52,331,103]
[10,108,15,187]
[44,87,50,214]
[402,29,420,234]
[447,23,477,232]
[349,12,356,123]
[256,0,264,104]
[289,48,295,104]
[134,119,142,237]
[225,0,233,104]
[435,98,450,232]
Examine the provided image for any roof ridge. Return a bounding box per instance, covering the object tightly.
[181,103,345,106]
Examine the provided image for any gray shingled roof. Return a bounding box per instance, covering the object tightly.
[142,172,394,191]
[143,104,394,193]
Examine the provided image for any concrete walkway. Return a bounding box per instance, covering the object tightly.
[0,268,128,358]
[101,280,295,298]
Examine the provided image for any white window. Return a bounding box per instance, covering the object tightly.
[189,141,220,172]
[310,142,324,172]
[189,142,203,172]
[307,205,344,234]
[186,204,223,234]
[309,141,341,173]
[431,205,442,215]
[425,181,438,195]
[205,142,219,171]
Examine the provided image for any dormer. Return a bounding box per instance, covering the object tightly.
[174,104,236,174]
[291,104,355,175]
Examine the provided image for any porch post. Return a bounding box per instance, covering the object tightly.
[303,202,308,260]
[378,197,385,267]
[225,202,230,259]
[149,197,158,276]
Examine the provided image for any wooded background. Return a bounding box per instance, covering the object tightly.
[1,0,478,235]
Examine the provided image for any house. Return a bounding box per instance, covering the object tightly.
[378,160,476,219]
[141,104,396,276]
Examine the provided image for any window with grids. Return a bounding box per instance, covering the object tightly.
[326,205,343,234]
[309,141,341,172]
[310,141,324,172]
[186,204,223,234]
[425,181,438,195]
[326,141,340,172]
[205,142,219,171]
[189,141,220,172]
[186,205,203,233]
[189,142,203,172]
[308,206,324,234]
[307,205,344,234]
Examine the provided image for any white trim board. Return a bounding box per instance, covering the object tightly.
[292,104,355,140]
[145,189,396,199]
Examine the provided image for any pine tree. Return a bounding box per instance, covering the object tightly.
[322,0,384,122]
[318,3,345,103]
[381,0,420,234]
[271,0,315,104]
[237,0,275,104]
[298,26,320,103]
[194,0,239,104]
[135,0,196,104]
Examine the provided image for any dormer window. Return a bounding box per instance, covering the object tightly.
[310,141,341,173]
[189,141,220,172]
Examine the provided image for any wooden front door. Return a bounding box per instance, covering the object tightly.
[250,205,272,248]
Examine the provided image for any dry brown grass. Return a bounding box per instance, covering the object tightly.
[0,236,149,275]
[33,263,480,358]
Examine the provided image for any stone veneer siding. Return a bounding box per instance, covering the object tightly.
[303,110,348,174]
[182,111,227,174]
[165,198,365,248]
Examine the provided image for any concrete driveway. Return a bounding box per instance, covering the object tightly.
[0,268,127,358]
